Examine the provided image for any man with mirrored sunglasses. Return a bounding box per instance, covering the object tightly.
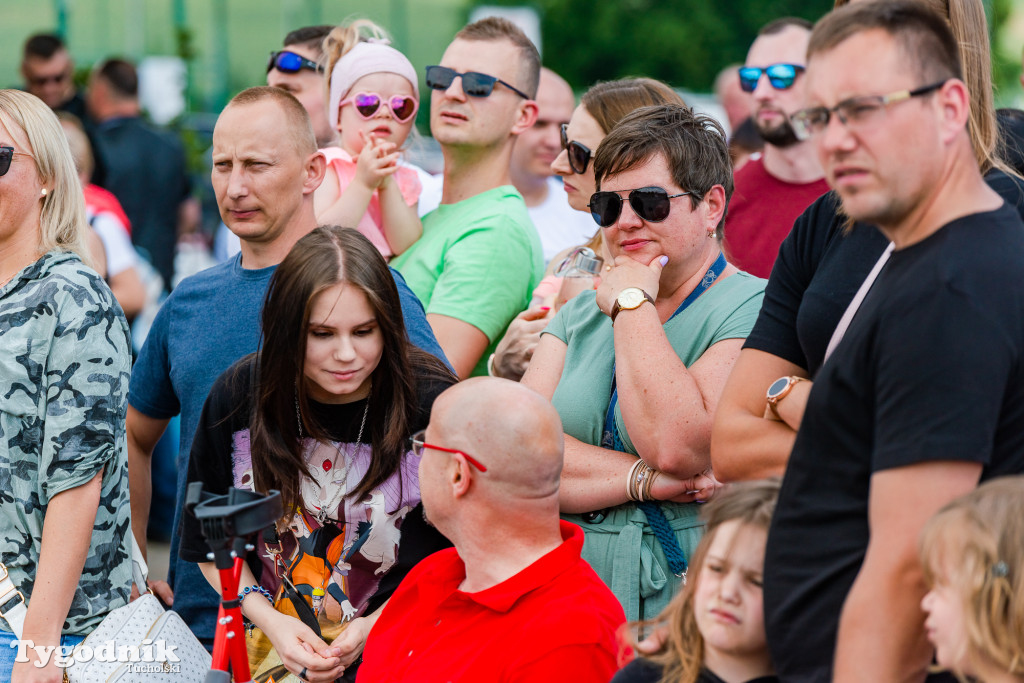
[723,17,829,279]
[392,17,544,379]
[265,26,337,149]
[758,4,1024,683]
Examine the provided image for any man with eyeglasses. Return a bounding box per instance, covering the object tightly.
[722,17,829,279]
[759,4,1024,683]
[359,378,624,682]
[391,17,545,379]
[509,67,596,262]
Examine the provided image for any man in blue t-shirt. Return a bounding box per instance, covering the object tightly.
[127,86,446,647]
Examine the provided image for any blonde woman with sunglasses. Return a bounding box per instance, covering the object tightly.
[0,90,132,683]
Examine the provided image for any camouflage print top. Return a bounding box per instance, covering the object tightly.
[0,250,132,635]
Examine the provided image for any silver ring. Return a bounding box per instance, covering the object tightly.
[300,667,308,681]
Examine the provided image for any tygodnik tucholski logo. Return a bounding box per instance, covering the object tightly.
[11,638,182,673]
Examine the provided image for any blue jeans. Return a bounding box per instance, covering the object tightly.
[0,630,85,677]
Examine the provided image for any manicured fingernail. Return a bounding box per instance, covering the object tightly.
[659,256,669,266]
[540,306,551,311]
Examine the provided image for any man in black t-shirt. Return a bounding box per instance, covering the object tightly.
[762,4,1024,683]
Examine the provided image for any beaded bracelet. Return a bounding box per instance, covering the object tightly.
[238,584,274,605]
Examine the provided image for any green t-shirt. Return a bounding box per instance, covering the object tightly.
[392,186,544,376]
[544,272,766,452]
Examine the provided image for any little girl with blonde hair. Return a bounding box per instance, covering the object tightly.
[920,476,1024,683]
[314,20,422,258]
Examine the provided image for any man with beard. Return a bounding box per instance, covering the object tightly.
[722,18,829,278]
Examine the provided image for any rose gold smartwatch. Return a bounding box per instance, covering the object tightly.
[766,375,807,418]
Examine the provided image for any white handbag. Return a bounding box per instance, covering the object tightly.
[0,534,212,682]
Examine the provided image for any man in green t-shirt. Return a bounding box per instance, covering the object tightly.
[392,18,545,378]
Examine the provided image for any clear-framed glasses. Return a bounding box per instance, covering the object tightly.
[409,430,488,472]
[790,80,947,142]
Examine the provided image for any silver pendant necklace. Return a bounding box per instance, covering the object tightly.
[296,386,371,525]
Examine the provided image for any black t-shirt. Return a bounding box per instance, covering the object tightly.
[611,659,778,683]
[744,170,1024,378]
[180,354,454,621]
[764,203,1024,682]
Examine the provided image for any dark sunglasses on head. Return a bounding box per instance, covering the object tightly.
[266,50,323,74]
[589,186,693,228]
[425,65,530,99]
[0,147,34,178]
[738,63,805,93]
[340,92,419,123]
[560,123,592,175]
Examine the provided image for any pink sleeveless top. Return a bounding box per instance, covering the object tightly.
[321,146,422,258]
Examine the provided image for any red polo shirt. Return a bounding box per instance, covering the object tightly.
[357,521,625,683]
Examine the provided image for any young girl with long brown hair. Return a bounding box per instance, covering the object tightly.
[180,226,455,683]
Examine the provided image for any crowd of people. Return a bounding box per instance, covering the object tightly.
[1,0,1024,682]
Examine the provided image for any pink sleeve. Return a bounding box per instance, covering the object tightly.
[395,166,422,207]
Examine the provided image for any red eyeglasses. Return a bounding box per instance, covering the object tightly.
[409,430,488,472]
[339,92,419,123]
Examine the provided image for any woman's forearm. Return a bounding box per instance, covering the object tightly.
[612,306,739,476]
[558,435,638,513]
[23,471,103,643]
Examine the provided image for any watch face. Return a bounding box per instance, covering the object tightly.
[767,376,791,399]
[619,288,645,309]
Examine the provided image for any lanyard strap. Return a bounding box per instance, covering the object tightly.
[599,252,728,576]
[604,251,728,436]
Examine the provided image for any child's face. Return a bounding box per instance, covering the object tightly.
[922,569,971,674]
[337,72,418,155]
[694,520,769,665]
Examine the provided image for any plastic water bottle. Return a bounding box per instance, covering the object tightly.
[554,247,604,311]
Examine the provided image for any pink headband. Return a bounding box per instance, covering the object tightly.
[328,40,419,130]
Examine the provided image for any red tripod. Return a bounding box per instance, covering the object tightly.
[186,483,283,683]
[209,556,252,682]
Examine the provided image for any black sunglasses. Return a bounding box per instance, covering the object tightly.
[425,65,530,100]
[266,50,323,74]
[560,123,592,175]
[589,186,693,228]
[0,147,34,178]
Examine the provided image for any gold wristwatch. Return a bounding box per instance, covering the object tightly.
[610,287,654,323]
